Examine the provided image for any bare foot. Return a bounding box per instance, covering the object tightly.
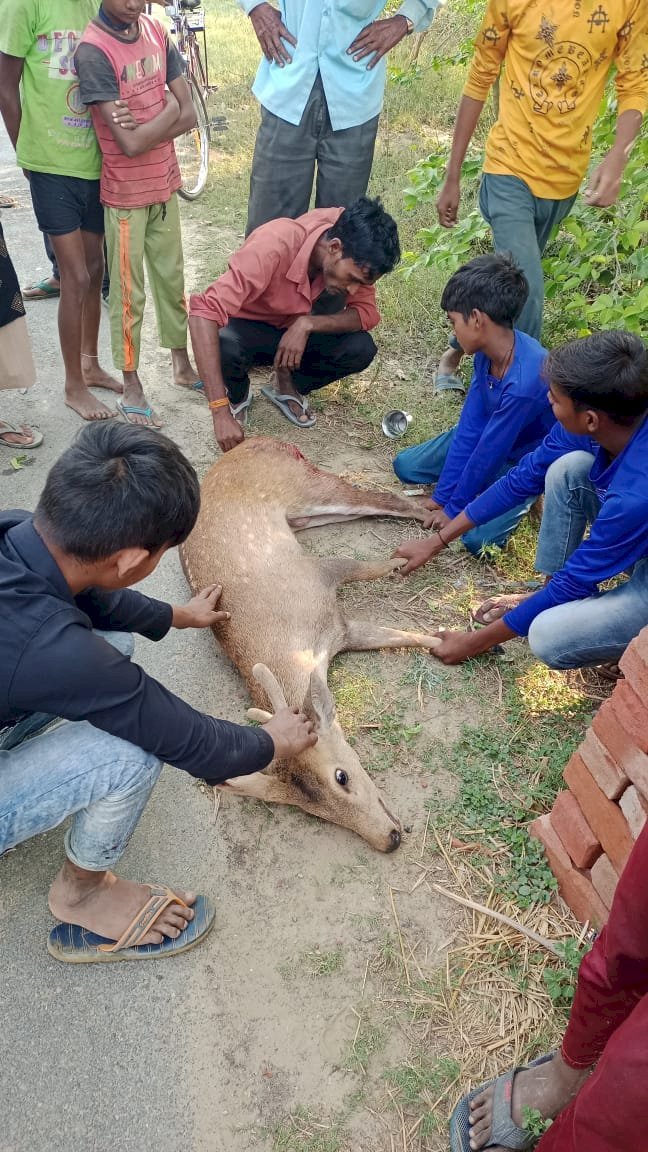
[275,367,313,424]
[65,382,116,421]
[473,593,532,626]
[468,1052,592,1150]
[437,345,463,379]
[0,420,42,448]
[171,347,201,389]
[81,353,123,393]
[120,371,163,428]
[49,863,195,946]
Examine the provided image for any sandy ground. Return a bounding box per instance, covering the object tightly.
[0,130,471,1151]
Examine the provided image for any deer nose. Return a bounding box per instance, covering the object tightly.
[388,827,401,851]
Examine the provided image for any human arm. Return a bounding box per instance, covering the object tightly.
[75,583,228,637]
[585,109,643,208]
[10,616,316,783]
[0,53,23,151]
[242,1,297,67]
[436,96,485,226]
[430,371,487,510]
[348,0,442,70]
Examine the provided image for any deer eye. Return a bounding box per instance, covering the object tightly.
[335,769,349,787]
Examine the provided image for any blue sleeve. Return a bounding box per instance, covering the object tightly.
[465,426,591,526]
[432,371,487,509]
[74,587,172,641]
[443,391,549,518]
[505,489,648,636]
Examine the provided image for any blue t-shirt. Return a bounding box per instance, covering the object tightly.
[434,330,554,518]
[465,418,648,637]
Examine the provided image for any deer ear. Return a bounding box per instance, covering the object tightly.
[302,667,336,732]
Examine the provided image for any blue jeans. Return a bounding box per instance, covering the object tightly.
[393,428,535,556]
[528,452,648,668]
[478,174,576,341]
[0,632,161,870]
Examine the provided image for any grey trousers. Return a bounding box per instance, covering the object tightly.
[246,73,379,236]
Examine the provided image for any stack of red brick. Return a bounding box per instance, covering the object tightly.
[531,627,648,927]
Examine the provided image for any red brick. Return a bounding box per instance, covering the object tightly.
[549,790,601,869]
[530,815,608,928]
[609,682,648,754]
[618,644,648,701]
[579,727,628,800]
[590,854,618,909]
[592,706,648,803]
[619,786,648,840]
[564,753,634,874]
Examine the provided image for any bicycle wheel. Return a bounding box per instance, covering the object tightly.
[177,76,210,200]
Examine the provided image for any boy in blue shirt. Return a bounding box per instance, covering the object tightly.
[393,254,554,555]
[394,330,648,672]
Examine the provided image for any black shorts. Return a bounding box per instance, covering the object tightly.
[27,171,105,237]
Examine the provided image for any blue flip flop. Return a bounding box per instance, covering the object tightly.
[116,400,162,429]
[260,384,316,428]
[47,887,215,964]
[433,371,466,394]
[449,1052,555,1151]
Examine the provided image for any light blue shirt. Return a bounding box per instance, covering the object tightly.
[239,0,443,131]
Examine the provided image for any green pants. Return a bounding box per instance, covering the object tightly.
[104,195,187,372]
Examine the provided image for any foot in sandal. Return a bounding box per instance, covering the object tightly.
[473,593,532,626]
[118,371,163,429]
[0,419,44,449]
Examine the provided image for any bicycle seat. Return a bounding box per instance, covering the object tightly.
[180,0,202,10]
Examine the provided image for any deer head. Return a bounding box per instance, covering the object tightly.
[241,663,402,852]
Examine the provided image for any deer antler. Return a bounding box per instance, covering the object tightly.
[252,663,289,712]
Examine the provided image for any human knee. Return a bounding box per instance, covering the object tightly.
[528,612,571,669]
[60,261,91,298]
[544,451,595,496]
[393,450,414,482]
[338,331,376,373]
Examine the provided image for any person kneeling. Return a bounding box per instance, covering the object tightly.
[393,253,554,556]
[394,330,648,670]
[0,423,315,963]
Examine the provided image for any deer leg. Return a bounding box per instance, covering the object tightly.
[321,555,407,587]
[340,618,442,654]
[287,492,427,530]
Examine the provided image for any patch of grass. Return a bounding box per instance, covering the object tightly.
[304,948,345,977]
[384,1055,461,1134]
[543,938,592,1010]
[272,1108,346,1152]
[348,1016,385,1075]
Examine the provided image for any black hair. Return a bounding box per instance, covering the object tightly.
[440,253,529,328]
[326,196,400,280]
[546,331,648,427]
[35,422,200,561]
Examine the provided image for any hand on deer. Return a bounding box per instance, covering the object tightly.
[172,584,230,629]
[392,534,443,575]
[213,408,244,453]
[274,317,311,372]
[262,707,317,759]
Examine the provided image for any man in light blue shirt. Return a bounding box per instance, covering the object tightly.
[240,0,442,235]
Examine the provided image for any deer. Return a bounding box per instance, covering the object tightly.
[180,436,442,853]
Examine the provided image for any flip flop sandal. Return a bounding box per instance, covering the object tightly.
[449,1052,555,1152]
[229,388,253,426]
[260,385,316,428]
[117,400,162,430]
[0,420,44,449]
[433,371,466,394]
[472,594,529,626]
[22,278,61,300]
[47,887,215,964]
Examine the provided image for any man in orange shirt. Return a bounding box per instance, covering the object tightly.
[189,196,400,452]
[434,0,648,392]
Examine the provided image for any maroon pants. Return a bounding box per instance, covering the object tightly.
[537,820,648,1151]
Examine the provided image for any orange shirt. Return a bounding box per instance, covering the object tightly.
[463,0,648,198]
[189,208,380,332]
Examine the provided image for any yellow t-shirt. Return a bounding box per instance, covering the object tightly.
[463,0,648,199]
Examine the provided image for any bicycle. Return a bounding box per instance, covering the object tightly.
[165,0,211,200]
